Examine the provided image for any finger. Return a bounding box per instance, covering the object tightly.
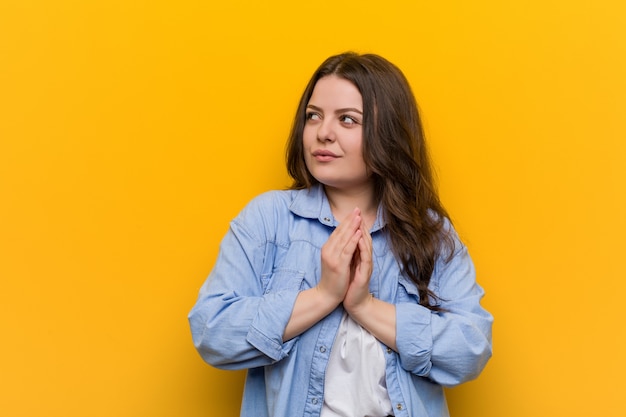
[336,209,362,242]
[321,217,363,274]
[354,237,372,279]
[341,229,362,261]
[326,211,362,254]
[355,221,372,259]
[357,234,371,262]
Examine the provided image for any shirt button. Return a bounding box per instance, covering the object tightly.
[323,217,331,222]
[312,398,318,405]
[386,347,392,354]
[396,403,403,410]
[319,346,327,353]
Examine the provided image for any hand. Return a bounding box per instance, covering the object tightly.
[343,217,374,315]
[317,208,364,306]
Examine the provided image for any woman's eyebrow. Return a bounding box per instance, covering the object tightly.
[306,104,363,114]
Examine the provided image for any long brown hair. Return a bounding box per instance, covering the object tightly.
[286,52,455,311]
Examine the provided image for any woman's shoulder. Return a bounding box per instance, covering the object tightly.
[232,189,300,225]
[230,189,303,242]
[244,189,299,212]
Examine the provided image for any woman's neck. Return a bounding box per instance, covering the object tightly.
[324,184,378,226]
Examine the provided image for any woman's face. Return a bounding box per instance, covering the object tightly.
[302,75,370,192]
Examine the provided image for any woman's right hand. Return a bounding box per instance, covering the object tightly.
[317,208,364,305]
[282,208,364,341]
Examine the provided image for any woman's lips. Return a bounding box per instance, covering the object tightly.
[312,150,339,162]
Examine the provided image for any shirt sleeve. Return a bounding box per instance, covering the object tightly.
[188,197,300,370]
[395,228,493,387]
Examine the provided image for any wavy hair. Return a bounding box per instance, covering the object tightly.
[286,52,455,311]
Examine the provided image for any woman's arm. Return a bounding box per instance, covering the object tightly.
[345,296,398,351]
[188,195,303,370]
[395,237,493,386]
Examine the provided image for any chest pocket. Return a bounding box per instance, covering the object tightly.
[261,268,306,294]
[259,242,308,295]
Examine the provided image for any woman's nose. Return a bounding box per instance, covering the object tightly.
[316,120,336,142]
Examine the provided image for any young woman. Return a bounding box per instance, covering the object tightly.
[189,52,493,417]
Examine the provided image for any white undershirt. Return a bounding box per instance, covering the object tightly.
[320,311,393,417]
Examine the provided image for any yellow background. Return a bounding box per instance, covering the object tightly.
[1,0,624,416]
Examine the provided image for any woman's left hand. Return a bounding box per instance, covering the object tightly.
[343,219,374,315]
[342,217,398,351]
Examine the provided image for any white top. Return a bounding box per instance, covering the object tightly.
[320,311,393,417]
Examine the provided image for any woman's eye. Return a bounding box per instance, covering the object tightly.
[306,112,321,121]
[340,115,359,125]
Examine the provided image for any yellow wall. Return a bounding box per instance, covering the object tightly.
[1,0,624,416]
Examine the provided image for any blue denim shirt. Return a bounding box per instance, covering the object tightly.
[189,185,493,417]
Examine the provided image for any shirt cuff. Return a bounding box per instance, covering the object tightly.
[395,302,433,376]
[246,288,300,362]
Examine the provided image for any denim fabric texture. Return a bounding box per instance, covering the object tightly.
[189,184,493,417]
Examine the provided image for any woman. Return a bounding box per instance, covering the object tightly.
[189,52,493,417]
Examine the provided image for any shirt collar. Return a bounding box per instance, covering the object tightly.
[289,184,385,232]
